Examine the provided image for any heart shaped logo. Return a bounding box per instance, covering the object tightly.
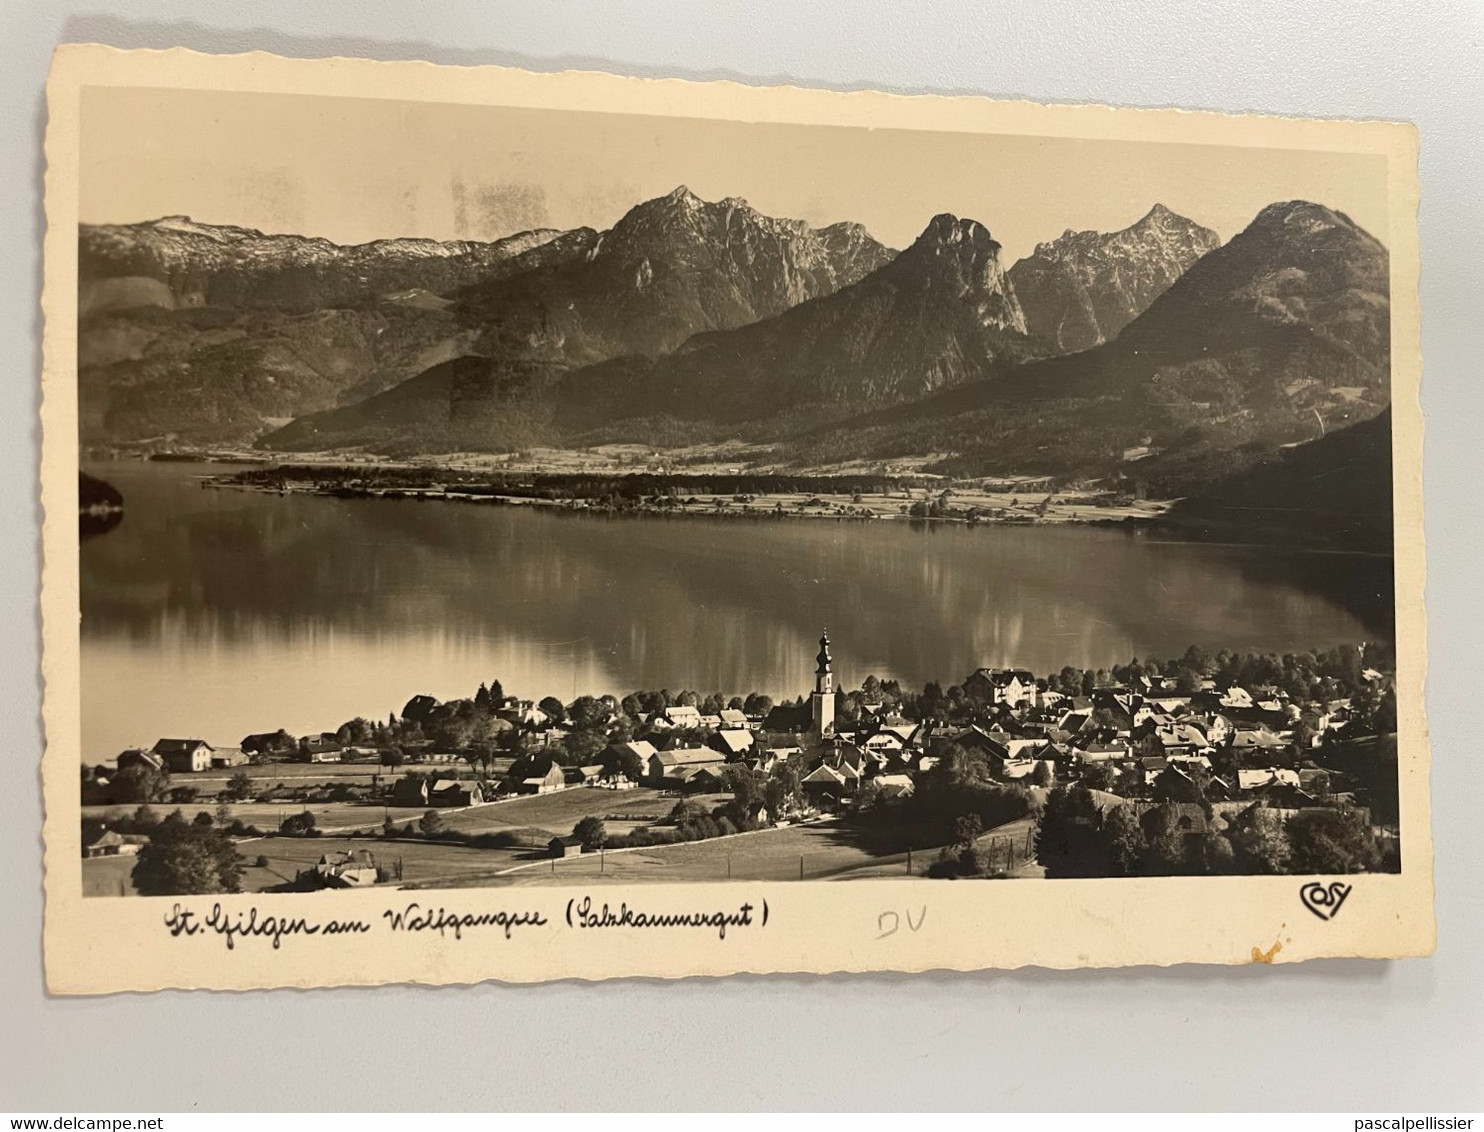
[1299,880,1353,921]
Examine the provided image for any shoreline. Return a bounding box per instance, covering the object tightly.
[201,477,1158,530]
[88,448,1390,551]
[175,450,1176,530]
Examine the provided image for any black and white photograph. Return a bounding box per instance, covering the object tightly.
[39,45,1430,991]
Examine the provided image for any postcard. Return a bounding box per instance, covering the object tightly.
[41,44,1431,992]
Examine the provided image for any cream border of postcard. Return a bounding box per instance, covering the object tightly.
[40,44,1432,993]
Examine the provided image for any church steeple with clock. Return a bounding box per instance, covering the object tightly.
[811,629,836,738]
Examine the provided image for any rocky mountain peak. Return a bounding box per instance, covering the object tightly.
[1008,205,1220,352]
[594,187,893,309]
[1250,200,1366,240]
[879,214,1026,334]
[914,213,1002,252]
[1115,198,1388,369]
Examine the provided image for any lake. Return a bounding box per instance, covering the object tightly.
[78,460,1393,761]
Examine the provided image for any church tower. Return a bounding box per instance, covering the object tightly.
[811,629,836,739]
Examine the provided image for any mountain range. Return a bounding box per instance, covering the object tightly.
[79,189,892,447]
[1007,204,1221,353]
[77,187,1391,502]
[788,200,1390,484]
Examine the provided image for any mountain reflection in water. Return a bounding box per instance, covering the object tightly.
[79,460,1392,760]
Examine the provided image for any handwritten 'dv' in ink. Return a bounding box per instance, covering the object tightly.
[875,906,928,940]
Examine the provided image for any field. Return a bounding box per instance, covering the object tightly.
[83,772,1038,895]
[430,814,1039,887]
[83,785,715,894]
[82,835,539,896]
[83,810,1039,896]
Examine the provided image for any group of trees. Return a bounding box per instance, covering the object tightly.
[846,741,1034,865]
[566,763,807,852]
[1034,784,1386,878]
[128,809,244,896]
[827,644,1393,730]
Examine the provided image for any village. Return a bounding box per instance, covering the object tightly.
[79,634,1400,894]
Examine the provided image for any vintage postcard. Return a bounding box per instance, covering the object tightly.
[41,44,1431,992]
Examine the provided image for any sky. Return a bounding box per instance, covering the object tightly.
[79,86,1389,264]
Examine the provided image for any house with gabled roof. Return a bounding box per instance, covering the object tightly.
[548,835,584,858]
[1237,766,1300,790]
[710,728,755,759]
[800,763,852,805]
[83,829,147,858]
[647,746,726,786]
[151,738,214,774]
[209,746,249,769]
[117,748,165,774]
[513,760,566,795]
[430,779,485,807]
[661,705,702,730]
[873,773,916,800]
[963,667,1037,708]
[1152,764,1204,803]
[1076,740,1129,764]
[1231,728,1289,755]
[313,850,379,888]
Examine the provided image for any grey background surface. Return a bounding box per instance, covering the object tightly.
[2,0,1480,1113]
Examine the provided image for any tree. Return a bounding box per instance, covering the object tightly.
[952,813,984,852]
[560,728,607,766]
[763,762,802,819]
[192,810,215,828]
[851,780,885,813]
[1031,762,1054,787]
[1080,763,1116,792]
[606,746,645,783]
[1286,807,1381,874]
[380,748,405,771]
[462,745,497,779]
[109,763,170,804]
[1035,786,1109,878]
[223,771,254,802]
[1227,803,1291,873]
[538,696,567,724]
[418,809,445,837]
[433,716,475,751]
[567,695,607,730]
[1104,805,1147,875]
[572,816,607,850]
[279,811,317,836]
[1141,805,1190,874]
[131,822,244,896]
[742,693,774,716]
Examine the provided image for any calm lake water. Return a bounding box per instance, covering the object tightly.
[79,460,1393,761]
